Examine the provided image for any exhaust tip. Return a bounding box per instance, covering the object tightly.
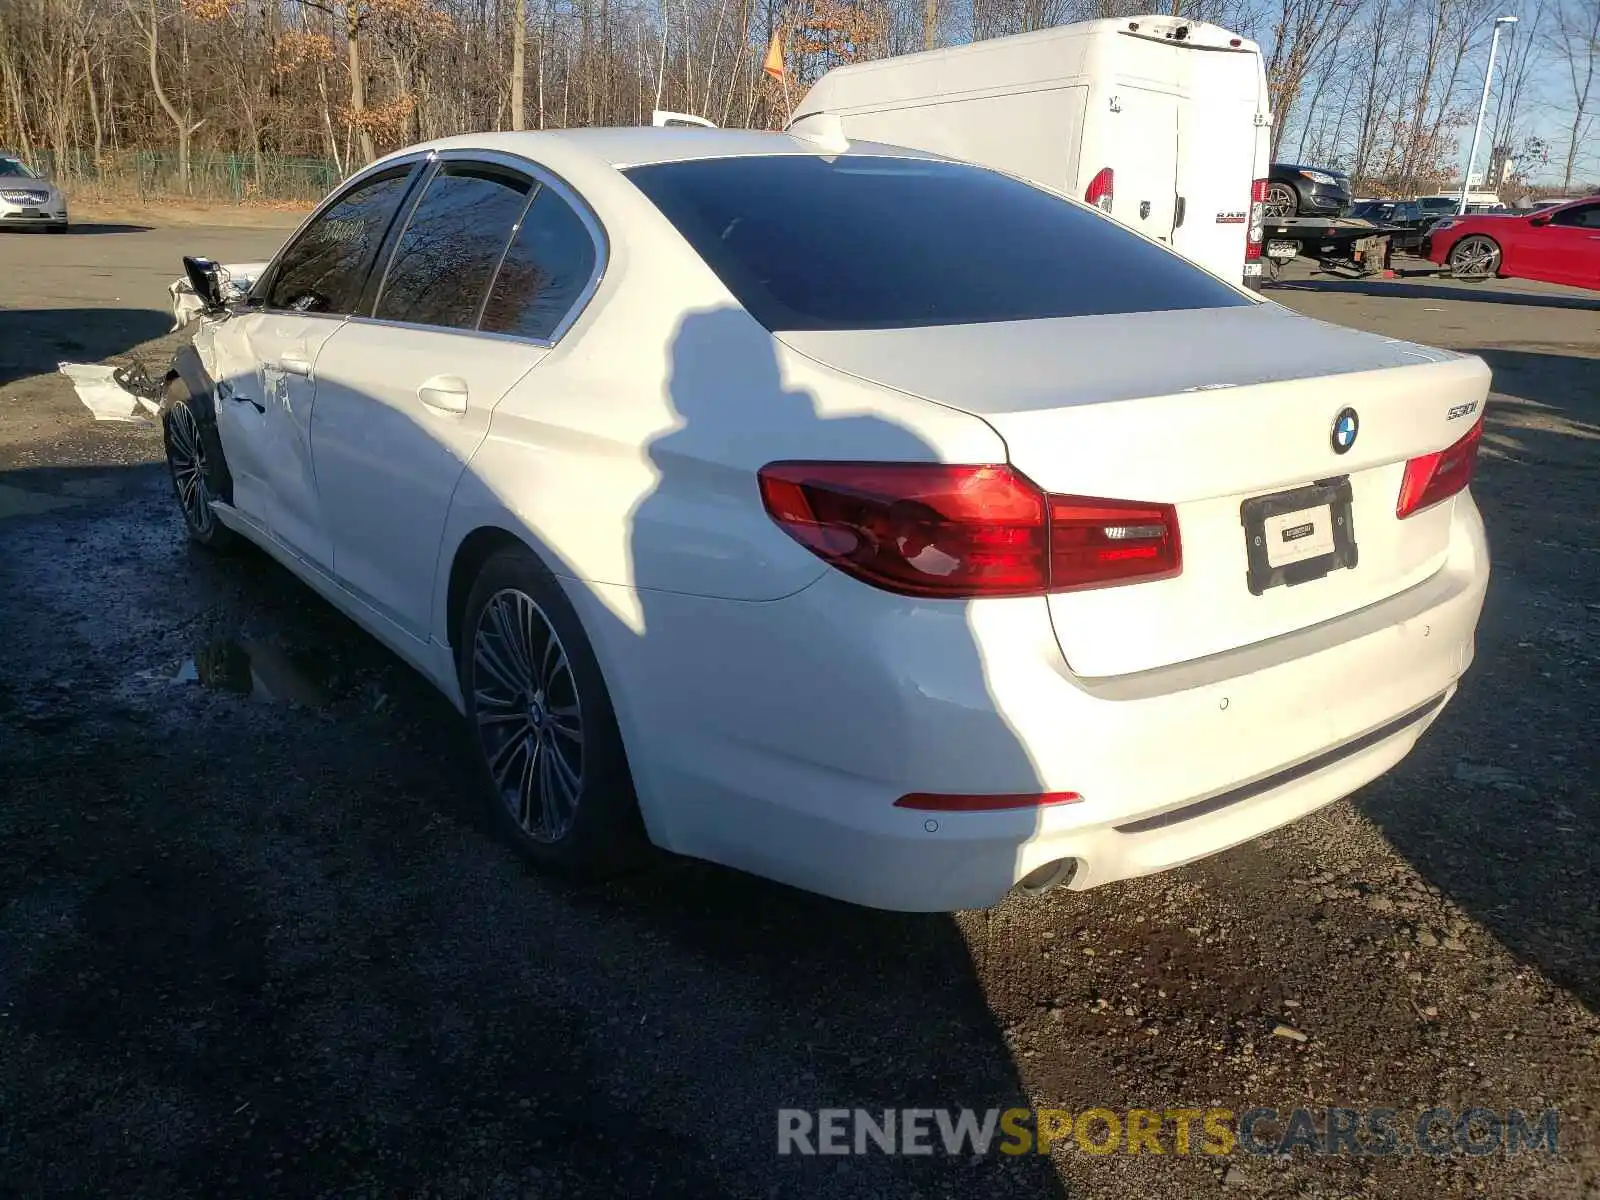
[1014,858,1078,898]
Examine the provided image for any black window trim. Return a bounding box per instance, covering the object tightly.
[250,152,430,320]
[345,147,610,348]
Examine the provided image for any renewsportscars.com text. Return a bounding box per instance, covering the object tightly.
[777,1106,1560,1158]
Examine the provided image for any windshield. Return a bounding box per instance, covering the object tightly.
[624,154,1251,332]
[0,158,39,178]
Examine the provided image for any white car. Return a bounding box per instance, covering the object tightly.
[161,128,1490,912]
[0,153,68,231]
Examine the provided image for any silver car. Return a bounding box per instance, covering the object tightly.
[0,154,68,231]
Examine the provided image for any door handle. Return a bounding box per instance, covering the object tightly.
[418,375,468,414]
[276,355,312,378]
[1174,196,1186,229]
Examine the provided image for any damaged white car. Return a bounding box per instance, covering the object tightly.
[158,129,1490,912]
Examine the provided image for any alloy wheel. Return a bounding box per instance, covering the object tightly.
[471,587,585,842]
[1449,237,1499,281]
[1263,183,1297,219]
[166,401,215,537]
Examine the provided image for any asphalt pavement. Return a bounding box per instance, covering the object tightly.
[1,223,1595,1198]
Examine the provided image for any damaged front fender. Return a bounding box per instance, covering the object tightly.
[168,260,269,332]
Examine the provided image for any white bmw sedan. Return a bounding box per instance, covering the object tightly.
[162,128,1490,912]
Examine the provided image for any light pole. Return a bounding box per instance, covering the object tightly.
[1459,15,1518,214]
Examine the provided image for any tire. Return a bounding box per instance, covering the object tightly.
[160,377,236,550]
[1447,235,1501,282]
[457,545,651,881]
[1264,182,1299,219]
[47,222,67,234]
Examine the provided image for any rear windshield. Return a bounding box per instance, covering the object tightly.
[623,154,1251,332]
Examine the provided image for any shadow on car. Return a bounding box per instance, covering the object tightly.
[0,307,173,389]
[0,309,1067,1196]
[1354,345,1599,1012]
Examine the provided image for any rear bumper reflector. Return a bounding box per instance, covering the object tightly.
[1113,692,1449,834]
[896,791,1082,812]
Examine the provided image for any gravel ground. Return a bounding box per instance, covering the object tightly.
[1,225,1596,1199]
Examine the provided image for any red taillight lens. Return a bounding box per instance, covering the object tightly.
[1396,416,1484,519]
[757,462,1180,598]
[1048,495,1182,590]
[1246,177,1268,260]
[1084,166,1114,213]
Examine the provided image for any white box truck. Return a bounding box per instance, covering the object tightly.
[787,16,1272,287]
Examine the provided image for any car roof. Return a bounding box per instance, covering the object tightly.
[373,127,944,172]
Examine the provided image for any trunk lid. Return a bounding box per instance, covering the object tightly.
[778,303,1489,678]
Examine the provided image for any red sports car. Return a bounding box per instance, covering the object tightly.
[1425,196,1600,290]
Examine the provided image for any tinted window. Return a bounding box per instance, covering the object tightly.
[0,158,36,178]
[480,186,598,340]
[624,155,1250,332]
[268,168,411,314]
[374,164,531,328]
[1551,201,1600,228]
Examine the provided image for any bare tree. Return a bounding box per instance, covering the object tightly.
[129,0,206,188]
[1550,0,1600,189]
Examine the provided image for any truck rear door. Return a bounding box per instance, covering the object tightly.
[1171,50,1261,281]
[1109,88,1179,244]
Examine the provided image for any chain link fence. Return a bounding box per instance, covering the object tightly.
[29,149,342,204]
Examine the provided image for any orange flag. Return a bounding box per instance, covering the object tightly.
[762,31,785,79]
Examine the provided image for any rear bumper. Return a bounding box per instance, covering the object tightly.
[574,494,1489,912]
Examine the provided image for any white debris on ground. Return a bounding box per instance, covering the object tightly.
[168,261,269,330]
[58,363,160,423]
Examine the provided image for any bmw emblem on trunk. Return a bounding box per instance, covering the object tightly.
[1331,407,1359,454]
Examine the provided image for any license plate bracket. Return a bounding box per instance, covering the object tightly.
[1241,477,1357,596]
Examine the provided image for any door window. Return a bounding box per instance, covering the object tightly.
[373,164,532,329]
[266,167,414,314]
[480,186,599,341]
[1549,201,1600,229]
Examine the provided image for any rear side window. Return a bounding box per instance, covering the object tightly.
[480,187,598,341]
[374,164,532,329]
[268,168,412,315]
[623,155,1250,332]
[1551,201,1600,229]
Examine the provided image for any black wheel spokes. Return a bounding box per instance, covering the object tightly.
[471,588,584,843]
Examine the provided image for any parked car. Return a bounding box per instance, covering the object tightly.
[0,152,68,231]
[1425,195,1600,289]
[1264,162,1352,218]
[162,128,1490,913]
[1348,199,1428,253]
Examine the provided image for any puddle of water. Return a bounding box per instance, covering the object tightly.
[173,638,330,708]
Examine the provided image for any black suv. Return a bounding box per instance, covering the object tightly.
[1265,163,1353,218]
[1349,199,1428,252]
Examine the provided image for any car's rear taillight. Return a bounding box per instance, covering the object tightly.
[1084,167,1114,213]
[1396,416,1484,518]
[1246,177,1268,260]
[1048,495,1182,590]
[757,462,1180,598]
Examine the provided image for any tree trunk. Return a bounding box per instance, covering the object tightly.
[143,0,199,191]
[83,45,103,169]
[923,0,937,50]
[346,20,375,165]
[511,0,526,129]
